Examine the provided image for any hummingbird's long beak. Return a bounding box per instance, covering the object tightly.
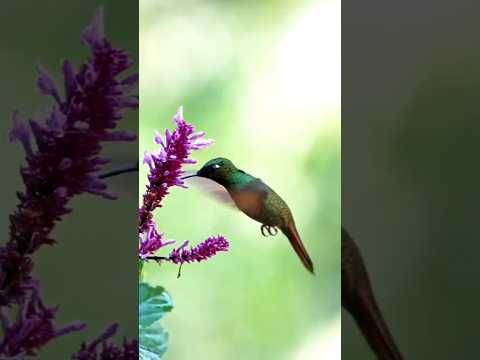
[181,173,198,180]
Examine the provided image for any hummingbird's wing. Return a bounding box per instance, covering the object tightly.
[228,178,271,219]
[185,176,237,208]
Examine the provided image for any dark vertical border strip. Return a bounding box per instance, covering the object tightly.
[343,0,480,358]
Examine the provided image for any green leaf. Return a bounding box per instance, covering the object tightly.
[139,282,173,359]
[140,322,169,359]
[139,282,174,328]
[139,346,161,360]
[139,260,144,279]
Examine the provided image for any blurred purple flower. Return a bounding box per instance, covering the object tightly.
[2,6,137,306]
[71,324,139,360]
[1,7,138,357]
[139,107,213,233]
[0,281,85,356]
[168,236,229,264]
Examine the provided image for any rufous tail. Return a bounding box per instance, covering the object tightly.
[344,286,403,359]
[282,221,314,274]
[342,227,403,360]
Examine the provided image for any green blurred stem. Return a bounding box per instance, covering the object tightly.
[139,260,144,281]
[139,257,170,281]
[99,162,139,179]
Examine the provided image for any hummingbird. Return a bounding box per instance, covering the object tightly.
[342,227,403,359]
[183,157,314,273]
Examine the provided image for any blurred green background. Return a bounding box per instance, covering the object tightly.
[140,0,340,359]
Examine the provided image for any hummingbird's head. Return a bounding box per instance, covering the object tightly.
[195,157,238,185]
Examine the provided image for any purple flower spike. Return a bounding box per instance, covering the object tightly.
[139,221,175,259]
[138,108,228,269]
[168,236,229,264]
[139,107,213,232]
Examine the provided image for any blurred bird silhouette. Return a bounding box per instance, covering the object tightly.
[342,227,403,360]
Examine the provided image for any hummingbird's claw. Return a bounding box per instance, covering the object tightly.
[261,225,269,237]
[268,226,278,236]
[261,225,278,237]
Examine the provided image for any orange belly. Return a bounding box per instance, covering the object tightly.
[228,189,263,220]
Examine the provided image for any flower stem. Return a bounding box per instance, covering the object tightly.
[143,256,170,262]
[99,162,139,179]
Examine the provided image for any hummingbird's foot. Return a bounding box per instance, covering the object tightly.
[261,225,278,237]
[261,225,269,236]
[268,226,278,236]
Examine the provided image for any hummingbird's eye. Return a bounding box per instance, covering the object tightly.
[212,164,221,170]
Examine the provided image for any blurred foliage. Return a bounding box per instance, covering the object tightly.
[140,0,340,359]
